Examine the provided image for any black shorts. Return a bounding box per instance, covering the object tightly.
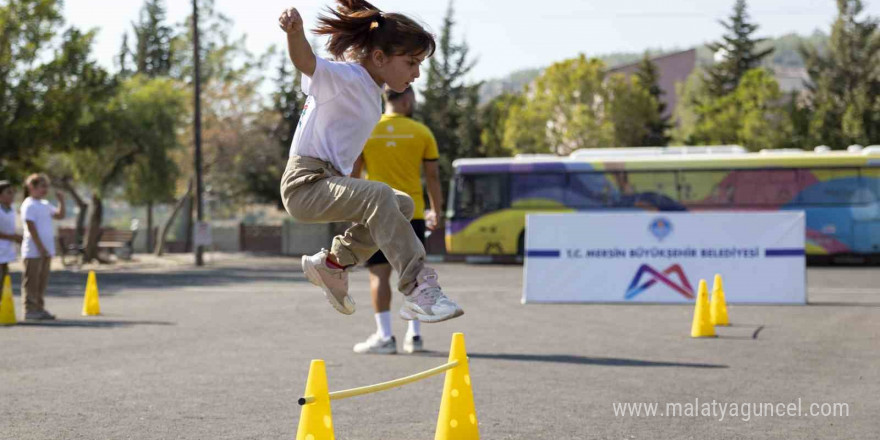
[365,219,426,267]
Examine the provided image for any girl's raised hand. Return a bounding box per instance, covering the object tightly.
[278,7,304,34]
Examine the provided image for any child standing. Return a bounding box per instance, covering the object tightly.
[0,181,21,283]
[20,174,65,320]
[278,0,463,322]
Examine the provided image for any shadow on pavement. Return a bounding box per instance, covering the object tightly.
[4,266,308,298]
[14,319,175,328]
[808,301,880,307]
[414,351,727,369]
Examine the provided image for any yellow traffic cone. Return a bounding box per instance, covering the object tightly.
[82,270,101,316]
[296,360,335,440]
[0,275,16,326]
[710,274,730,326]
[435,332,479,440]
[690,279,716,338]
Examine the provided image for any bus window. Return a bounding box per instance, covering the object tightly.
[625,171,679,201]
[861,168,880,203]
[799,168,872,205]
[566,173,617,208]
[510,173,566,208]
[679,171,735,207]
[453,174,508,218]
[733,169,800,206]
[614,171,684,210]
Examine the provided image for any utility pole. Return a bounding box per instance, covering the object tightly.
[192,0,205,266]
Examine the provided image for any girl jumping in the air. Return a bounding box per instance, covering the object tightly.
[278,0,463,322]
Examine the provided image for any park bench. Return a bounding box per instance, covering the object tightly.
[97,229,138,260]
[58,227,138,267]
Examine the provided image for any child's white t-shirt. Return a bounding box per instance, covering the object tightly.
[289,56,384,176]
[21,197,57,259]
[0,205,17,264]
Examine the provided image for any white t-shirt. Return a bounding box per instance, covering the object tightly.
[21,197,57,258]
[0,205,17,264]
[289,56,383,176]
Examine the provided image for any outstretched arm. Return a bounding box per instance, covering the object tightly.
[52,190,66,220]
[279,7,316,76]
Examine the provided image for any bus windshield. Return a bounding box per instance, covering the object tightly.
[452,174,508,219]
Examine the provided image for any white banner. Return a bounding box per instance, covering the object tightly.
[523,212,806,304]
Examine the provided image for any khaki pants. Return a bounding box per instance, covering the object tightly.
[281,155,425,294]
[22,257,51,313]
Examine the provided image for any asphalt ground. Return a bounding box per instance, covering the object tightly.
[0,257,877,439]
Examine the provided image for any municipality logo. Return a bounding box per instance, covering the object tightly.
[649,217,672,241]
[624,264,695,300]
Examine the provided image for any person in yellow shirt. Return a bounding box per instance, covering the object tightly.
[351,86,444,354]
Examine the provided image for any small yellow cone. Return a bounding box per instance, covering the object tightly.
[82,270,101,316]
[435,332,479,440]
[0,275,16,326]
[710,274,730,326]
[296,360,335,440]
[690,279,716,338]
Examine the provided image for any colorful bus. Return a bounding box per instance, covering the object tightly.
[445,146,880,262]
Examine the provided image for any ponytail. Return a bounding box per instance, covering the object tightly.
[314,0,435,61]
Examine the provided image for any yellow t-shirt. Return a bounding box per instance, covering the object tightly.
[362,113,439,220]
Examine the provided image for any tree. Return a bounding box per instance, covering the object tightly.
[241,47,307,207]
[419,0,482,197]
[800,0,880,147]
[506,55,612,155]
[68,76,187,262]
[119,0,179,250]
[705,0,774,97]
[172,0,264,192]
[607,73,660,147]
[502,55,659,155]
[670,70,710,146]
[634,54,672,146]
[130,0,175,78]
[478,93,521,157]
[0,0,115,182]
[675,68,792,150]
[118,33,133,75]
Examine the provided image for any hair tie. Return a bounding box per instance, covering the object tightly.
[370,13,385,30]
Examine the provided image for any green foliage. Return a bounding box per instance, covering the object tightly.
[120,76,187,205]
[608,73,660,147]
[800,0,880,147]
[127,0,175,77]
[634,54,672,146]
[705,0,774,96]
[478,93,521,157]
[674,68,792,150]
[238,47,307,207]
[0,0,114,181]
[171,0,253,87]
[68,76,187,197]
[168,0,272,208]
[418,0,482,194]
[502,55,660,155]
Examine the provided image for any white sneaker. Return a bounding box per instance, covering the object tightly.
[403,334,424,353]
[400,267,463,323]
[353,333,397,354]
[301,249,355,315]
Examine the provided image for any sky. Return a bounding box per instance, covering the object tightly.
[63,0,880,83]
